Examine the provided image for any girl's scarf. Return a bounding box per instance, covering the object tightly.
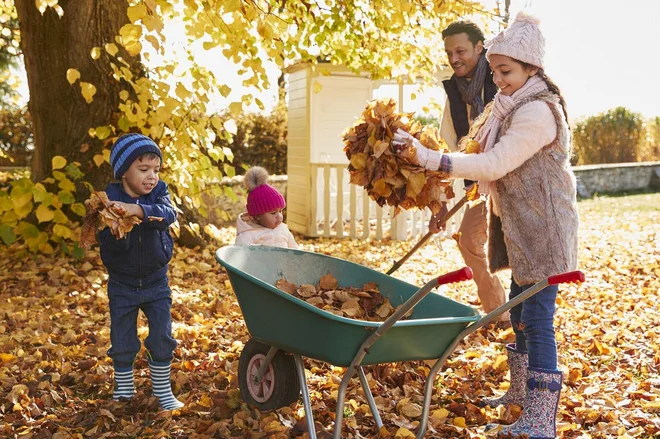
[475,75,548,194]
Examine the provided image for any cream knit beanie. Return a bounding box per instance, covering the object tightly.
[486,11,545,69]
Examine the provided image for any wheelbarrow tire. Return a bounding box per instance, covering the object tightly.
[238,339,301,411]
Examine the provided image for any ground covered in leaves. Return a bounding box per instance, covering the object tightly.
[1,192,659,439]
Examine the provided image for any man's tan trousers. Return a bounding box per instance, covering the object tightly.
[457,201,508,320]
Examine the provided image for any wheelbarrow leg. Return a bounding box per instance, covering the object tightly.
[333,365,356,439]
[416,336,462,438]
[358,366,383,430]
[293,354,317,439]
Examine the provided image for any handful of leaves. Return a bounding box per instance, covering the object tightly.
[342,98,454,215]
[80,191,141,249]
[276,273,403,322]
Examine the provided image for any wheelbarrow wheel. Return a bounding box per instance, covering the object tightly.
[238,339,300,411]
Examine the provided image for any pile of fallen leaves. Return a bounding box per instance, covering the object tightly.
[80,191,141,248]
[276,273,398,321]
[342,98,454,216]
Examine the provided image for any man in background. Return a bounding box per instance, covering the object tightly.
[431,21,508,321]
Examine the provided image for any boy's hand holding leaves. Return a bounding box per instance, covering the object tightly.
[80,192,142,249]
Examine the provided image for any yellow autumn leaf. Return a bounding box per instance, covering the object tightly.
[119,23,142,44]
[219,84,231,98]
[406,172,426,199]
[262,420,285,433]
[38,243,55,254]
[53,224,73,239]
[175,83,191,100]
[453,417,467,428]
[104,43,118,56]
[350,153,367,170]
[372,179,392,197]
[66,68,80,85]
[90,47,101,60]
[145,35,160,52]
[432,408,449,421]
[229,102,242,116]
[256,21,274,40]
[0,353,17,363]
[80,82,97,104]
[198,394,213,408]
[118,23,142,56]
[35,204,54,223]
[395,427,415,438]
[465,139,480,154]
[466,183,480,201]
[51,156,67,170]
[127,4,148,23]
[93,154,105,167]
[95,126,112,140]
[373,140,390,159]
[13,201,33,219]
[313,80,323,94]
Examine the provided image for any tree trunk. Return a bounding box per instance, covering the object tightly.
[14,0,139,192]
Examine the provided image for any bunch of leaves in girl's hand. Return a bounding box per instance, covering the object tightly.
[342,98,454,216]
[276,273,400,321]
[80,191,141,248]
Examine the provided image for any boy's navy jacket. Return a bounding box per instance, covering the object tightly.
[99,180,177,287]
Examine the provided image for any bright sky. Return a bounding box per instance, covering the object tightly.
[510,0,660,119]
[13,0,660,120]
[382,0,660,120]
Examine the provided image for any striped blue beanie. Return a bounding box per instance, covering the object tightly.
[110,133,162,179]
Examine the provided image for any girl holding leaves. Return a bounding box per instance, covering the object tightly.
[396,12,578,438]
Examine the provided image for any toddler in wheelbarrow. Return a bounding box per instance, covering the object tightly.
[219,13,582,438]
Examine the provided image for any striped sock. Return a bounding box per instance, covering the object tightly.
[113,367,135,401]
[148,361,184,410]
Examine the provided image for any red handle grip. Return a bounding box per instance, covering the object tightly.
[437,267,473,286]
[548,270,585,285]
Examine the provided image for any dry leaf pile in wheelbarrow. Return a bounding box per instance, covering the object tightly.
[276,273,401,321]
[342,98,454,216]
[79,191,141,249]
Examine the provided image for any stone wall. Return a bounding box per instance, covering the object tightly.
[573,162,660,198]
[207,162,660,224]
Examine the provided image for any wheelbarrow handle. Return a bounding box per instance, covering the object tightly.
[415,269,586,438]
[437,267,473,285]
[549,270,585,285]
[386,195,469,275]
[465,269,585,332]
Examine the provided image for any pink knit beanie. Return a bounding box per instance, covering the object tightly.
[486,11,545,69]
[244,166,286,216]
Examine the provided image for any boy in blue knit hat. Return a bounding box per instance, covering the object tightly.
[101,133,183,410]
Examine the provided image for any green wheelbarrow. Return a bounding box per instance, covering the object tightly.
[215,245,584,439]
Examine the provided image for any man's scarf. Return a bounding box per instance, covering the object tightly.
[453,52,489,120]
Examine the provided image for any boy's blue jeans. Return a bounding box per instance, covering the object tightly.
[107,276,177,369]
[509,279,559,371]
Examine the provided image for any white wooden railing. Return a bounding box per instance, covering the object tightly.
[309,164,466,241]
